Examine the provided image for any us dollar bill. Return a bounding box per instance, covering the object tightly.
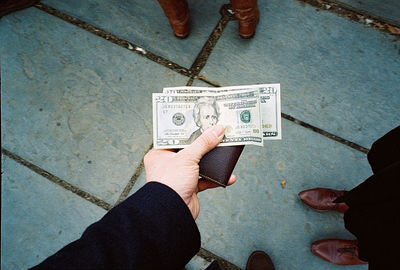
[153,89,263,149]
[164,84,281,140]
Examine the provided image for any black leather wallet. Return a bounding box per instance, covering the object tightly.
[199,145,245,187]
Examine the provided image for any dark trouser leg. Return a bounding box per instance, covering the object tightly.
[342,162,400,267]
[367,125,400,174]
[0,0,39,18]
[338,126,400,267]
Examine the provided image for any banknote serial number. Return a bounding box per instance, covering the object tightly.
[259,87,277,94]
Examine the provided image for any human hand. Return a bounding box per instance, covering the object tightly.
[144,125,237,219]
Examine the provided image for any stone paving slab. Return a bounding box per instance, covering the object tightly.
[41,0,226,68]
[1,8,188,205]
[129,119,371,269]
[201,0,400,149]
[129,172,147,196]
[186,255,213,270]
[331,0,400,26]
[1,154,106,269]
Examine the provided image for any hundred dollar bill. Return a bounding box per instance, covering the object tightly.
[164,84,282,140]
[153,89,263,149]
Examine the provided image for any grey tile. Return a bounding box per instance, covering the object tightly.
[186,255,213,270]
[41,0,226,68]
[196,119,370,269]
[331,0,400,26]
[128,170,147,197]
[201,0,400,148]
[191,78,215,87]
[1,154,106,269]
[1,8,188,204]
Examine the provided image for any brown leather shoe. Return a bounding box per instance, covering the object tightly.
[246,251,275,270]
[311,239,368,265]
[298,188,349,213]
[157,0,190,39]
[229,0,260,39]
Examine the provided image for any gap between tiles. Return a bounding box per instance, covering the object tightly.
[1,147,112,211]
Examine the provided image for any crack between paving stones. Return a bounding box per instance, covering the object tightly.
[33,3,239,83]
[33,3,192,77]
[198,77,222,87]
[187,4,236,81]
[34,2,238,87]
[1,147,113,211]
[114,144,152,206]
[197,248,242,270]
[296,0,400,37]
[30,2,370,175]
[186,77,195,86]
[282,113,370,153]
[331,0,400,29]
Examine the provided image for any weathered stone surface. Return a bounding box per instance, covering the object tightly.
[201,0,400,148]
[41,0,226,68]
[1,155,106,269]
[331,0,400,26]
[1,8,188,204]
[186,255,213,270]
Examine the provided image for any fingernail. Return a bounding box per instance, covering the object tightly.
[212,125,225,138]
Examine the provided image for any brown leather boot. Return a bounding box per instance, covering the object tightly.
[157,0,190,39]
[298,188,349,213]
[229,0,260,39]
[246,251,275,270]
[311,239,368,265]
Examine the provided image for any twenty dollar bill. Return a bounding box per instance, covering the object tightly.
[164,84,281,140]
[153,89,263,149]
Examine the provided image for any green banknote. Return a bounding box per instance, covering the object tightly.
[164,84,281,141]
[153,89,263,149]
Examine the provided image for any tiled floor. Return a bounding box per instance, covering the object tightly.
[1,0,399,269]
[200,0,400,148]
[330,0,400,26]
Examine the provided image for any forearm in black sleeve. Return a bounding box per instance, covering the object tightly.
[30,182,201,270]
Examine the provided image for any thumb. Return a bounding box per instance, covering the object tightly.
[180,125,225,161]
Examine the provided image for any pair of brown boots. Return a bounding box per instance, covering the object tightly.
[157,0,259,39]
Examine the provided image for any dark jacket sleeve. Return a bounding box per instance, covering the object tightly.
[30,182,201,270]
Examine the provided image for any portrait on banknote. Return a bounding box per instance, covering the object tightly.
[186,97,221,144]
